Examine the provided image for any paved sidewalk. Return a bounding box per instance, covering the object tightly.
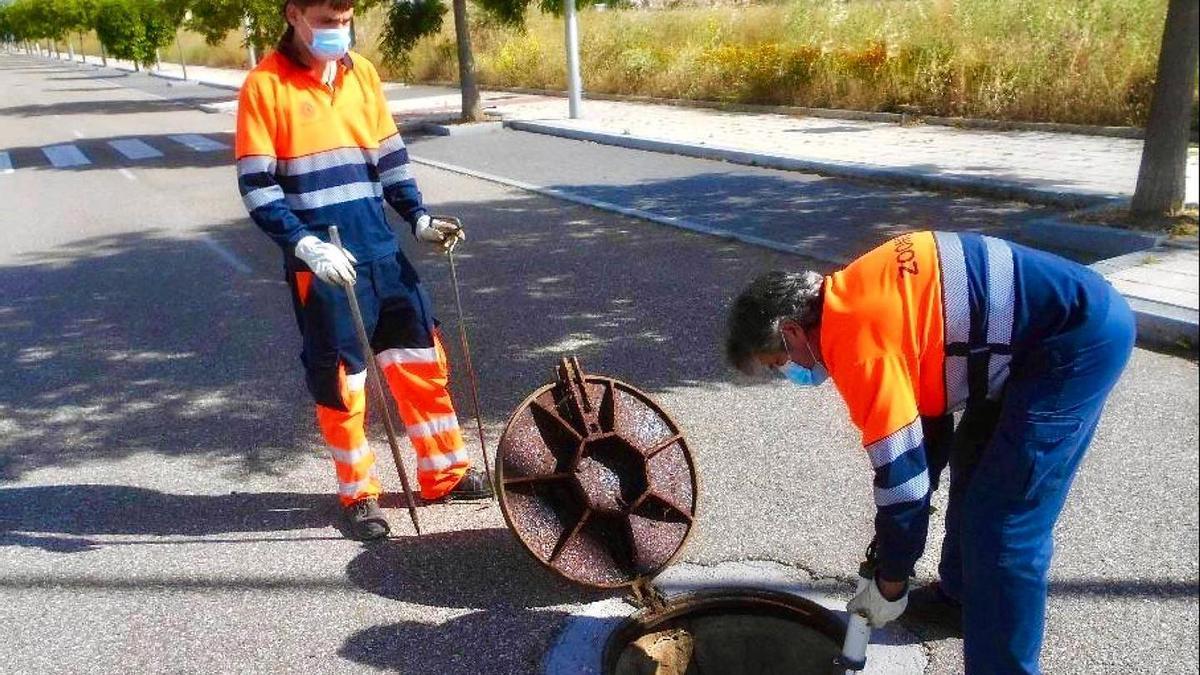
[48,53,1200,351]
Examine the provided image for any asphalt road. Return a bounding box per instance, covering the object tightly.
[1,53,1197,674]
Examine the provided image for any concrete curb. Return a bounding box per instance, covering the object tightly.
[436,82,1192,141]
[505,120,1122,210]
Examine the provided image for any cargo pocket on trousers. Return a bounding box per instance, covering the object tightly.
[1020,413,1083,501]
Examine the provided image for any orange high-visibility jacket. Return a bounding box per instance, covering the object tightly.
[234,50,424,264]
[820,231,1110,579]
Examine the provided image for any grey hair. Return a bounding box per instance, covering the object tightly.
[725,270,826,375]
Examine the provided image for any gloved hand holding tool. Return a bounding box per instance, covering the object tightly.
[415,214,466,252]
[294,235,358,286]
[326,226,423,535]
[837,542,909,673]
[434,215,495,494]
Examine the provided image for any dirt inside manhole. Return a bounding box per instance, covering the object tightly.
[608,594,845,675]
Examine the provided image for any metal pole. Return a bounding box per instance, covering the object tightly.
[443,233,495,493]
[564,0,582,119]
[329,227,423,536]
[176,33,188,81]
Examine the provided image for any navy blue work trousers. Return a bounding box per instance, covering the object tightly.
[937,283,1135,674]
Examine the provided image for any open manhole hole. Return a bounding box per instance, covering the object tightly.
[496,358,861,674]
[606,590,846,675]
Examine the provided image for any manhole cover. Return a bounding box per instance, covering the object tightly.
[495,357,699,588]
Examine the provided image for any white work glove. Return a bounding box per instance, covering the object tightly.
[293,235,357,286]
[414,214,465,249]
[847,574,909,628]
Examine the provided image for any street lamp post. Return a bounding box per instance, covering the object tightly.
[564,0,582,119]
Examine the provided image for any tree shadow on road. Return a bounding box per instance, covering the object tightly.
[0,223,312,482]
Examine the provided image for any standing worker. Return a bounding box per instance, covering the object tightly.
[724,231,1134,673]
[234,0,491,541]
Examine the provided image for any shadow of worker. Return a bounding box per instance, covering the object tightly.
[0,484,342,552]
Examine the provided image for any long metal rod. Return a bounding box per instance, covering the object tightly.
[329,227,422,535]
[445,239,495,494]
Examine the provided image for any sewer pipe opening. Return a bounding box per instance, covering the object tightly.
[604,589,848,675]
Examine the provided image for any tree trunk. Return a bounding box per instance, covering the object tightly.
[78,32,86,63]
[451,0,483,122]
[1131,0,1200,216]
[100,42,108,66]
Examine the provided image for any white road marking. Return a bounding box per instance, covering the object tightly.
[42,144,91,168]
[73,130,85,138]
[0,152,12,174]
[109,138,163,161]
[200,235,252,274]
[119,168,137,181]
[169,134,229,152]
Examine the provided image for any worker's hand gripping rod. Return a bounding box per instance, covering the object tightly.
[435,216,495,495]
[836,550,876,673]
[328,227,422,535]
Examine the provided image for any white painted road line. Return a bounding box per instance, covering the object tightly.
[42,144,91,168]
[119,168,138,181]
[73,130,84,139]
[0,152,12,174]
[200,235,252,274]
[169,134,228,152]
[109,138,163,161]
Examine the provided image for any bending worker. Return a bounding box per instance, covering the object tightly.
[235,0,490,540]
[725,231,1134,672]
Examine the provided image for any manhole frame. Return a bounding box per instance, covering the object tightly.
[601,587,851,674]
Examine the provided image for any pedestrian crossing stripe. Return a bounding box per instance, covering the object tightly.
[169,134,228,152]
[0,152,11,174]
[109,138,163,160]
[42,144,90,168]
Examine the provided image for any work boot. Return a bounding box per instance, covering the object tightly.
[428,467,493,503]
[344,498,390,541]
[902,581,963,638]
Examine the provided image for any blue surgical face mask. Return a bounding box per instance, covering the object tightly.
[303,17,351,61]
[779,360,829,386]
[776,328,829,387]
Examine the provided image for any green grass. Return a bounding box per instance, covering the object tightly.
[394,0,1186,127]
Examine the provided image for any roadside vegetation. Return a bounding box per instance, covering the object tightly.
[407,0,1184,128]
[2,0,1194,128]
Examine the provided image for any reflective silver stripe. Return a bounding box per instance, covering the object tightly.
[284,181,381,211]
[983,236,1016,400]
[378,133,406,157]
[408,414,460,440]
[418,449,469,472]
[331,442,372,465]
[337,467,379,497]
[377,347,439,367]
[935,232,971,411]
[873,470,930,507]
[944,355,969,411]
[243,185,285,211]
[277,147,377,176]
[345,370,367,393]
[866,418,923,470]
[379,164,413,188]
[237,155,276,176]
